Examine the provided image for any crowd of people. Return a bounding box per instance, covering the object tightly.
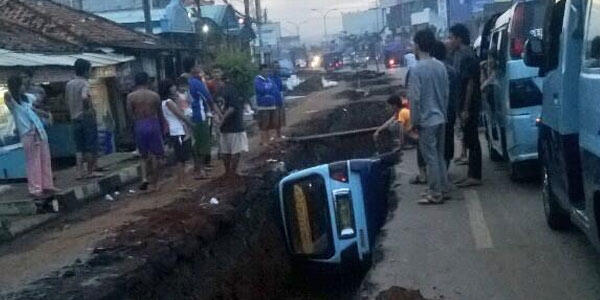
[4,56,286,198]
[375,24,482,205]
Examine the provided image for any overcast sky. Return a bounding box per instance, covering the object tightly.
[225,0,377,43]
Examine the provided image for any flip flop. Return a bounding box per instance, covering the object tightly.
[409,175,427,185]
[417,195,444,205]
[139,181,149,191]
[456,178,482,188]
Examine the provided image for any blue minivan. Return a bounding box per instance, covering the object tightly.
[524,0,600,252]
[278,156,393,267]
[481,0,545,180]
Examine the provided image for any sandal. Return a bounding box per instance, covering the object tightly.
[409,175,427,185]
[417,194,444,205]
[139,181,149,191]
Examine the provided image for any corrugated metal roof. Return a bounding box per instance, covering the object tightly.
[96,9,166,24]
[0,49,135,67]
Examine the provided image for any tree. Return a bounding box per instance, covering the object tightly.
[214,50,258,100]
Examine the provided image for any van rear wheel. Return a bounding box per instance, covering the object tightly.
[542,167,570,230]
[485,124,503,162]
[489,142,503,162]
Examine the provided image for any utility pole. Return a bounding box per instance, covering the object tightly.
[244,0,250,20]
[255,0,263,64]
[142,0,152,34]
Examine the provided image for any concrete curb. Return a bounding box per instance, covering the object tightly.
[0,164,141,243]
[56,164,141,211]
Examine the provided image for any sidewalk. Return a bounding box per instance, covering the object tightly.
[0,152,141,242]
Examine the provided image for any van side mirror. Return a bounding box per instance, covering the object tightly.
[524,37,544,67]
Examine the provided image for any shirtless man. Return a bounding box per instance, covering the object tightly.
[127,72,165,191]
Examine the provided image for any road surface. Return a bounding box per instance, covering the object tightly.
[364,137,600,299]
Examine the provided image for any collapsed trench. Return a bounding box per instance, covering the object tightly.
[11,100,399,300]
[140,100,399,299]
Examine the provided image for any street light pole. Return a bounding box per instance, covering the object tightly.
[312,8,339,40]
[323,8,339,37]
[285,20,307,37]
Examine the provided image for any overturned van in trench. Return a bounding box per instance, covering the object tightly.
[277,153,396,268]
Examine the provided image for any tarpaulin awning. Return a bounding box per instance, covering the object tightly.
[0,50,136,68]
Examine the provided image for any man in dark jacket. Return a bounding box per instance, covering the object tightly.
[448,23,482,187]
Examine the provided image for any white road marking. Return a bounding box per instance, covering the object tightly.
[464,189,494,249]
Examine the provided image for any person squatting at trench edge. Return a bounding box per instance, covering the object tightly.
[127,72,165,192]
[373,93,413,150]
[4,75,60,198]
[408,28,451,205]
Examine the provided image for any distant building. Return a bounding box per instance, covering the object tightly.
[52,0,214,12]
[254,22,281,64]
[447,0,474,27]
[342,8,386,35]
[0,0,177,157]
[411,8,446,33]
[280,36,302,50]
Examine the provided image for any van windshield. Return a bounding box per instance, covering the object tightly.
[282,175,335,258]
[511,0,547,59]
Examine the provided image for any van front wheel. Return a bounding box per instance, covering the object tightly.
[542,167,571,230]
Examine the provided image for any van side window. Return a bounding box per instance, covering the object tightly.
[584,0,600,69]
[541,0,566,74]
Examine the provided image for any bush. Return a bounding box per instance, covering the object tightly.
[214,50,258,100]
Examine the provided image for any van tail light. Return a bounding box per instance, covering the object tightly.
[511,37,525,59]
[329,161,349,183]
[333,189,356,239]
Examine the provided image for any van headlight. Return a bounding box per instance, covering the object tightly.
[333,189,356,239]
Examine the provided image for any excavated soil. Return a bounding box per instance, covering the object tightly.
[285,100,397,171]
[375,286,429,300]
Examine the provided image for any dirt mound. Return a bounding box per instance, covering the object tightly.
[376,286,429,300]
[335,89,368,101]
[369,85,405,96]
[285,100,396,170]
[355,70,386,79]
[352,77,393,88]
[289,76,323,96]
[290,100,393,136]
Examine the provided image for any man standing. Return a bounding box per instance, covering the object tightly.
[127,72,164,192]
[219,70,249,183]
[408,29,450,204]
[255,65,278,146]
[186,62,219,179]
[448,24,482,187]
[22,69,46,106]
[269,62,286,140]
[431,40,460,169]
[65,59,102,179]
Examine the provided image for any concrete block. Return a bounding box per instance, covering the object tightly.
[7,214,58,236]
[118,165,140,184]
[0,214,58,243]
[81,182,101,200]
[0,200,37,216]
[98,174,121,194]
[55,190,83,212]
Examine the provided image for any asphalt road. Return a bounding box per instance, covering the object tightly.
[363,138,600,299]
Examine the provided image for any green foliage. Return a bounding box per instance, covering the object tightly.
[214,50,258,100]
